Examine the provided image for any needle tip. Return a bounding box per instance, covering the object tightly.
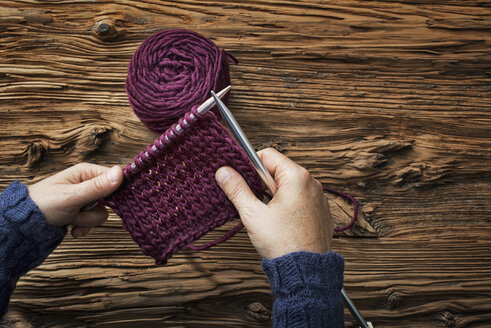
[197,86,231,115]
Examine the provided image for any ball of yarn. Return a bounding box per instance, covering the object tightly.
[126,29,238,134]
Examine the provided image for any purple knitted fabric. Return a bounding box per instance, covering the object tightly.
[126,29,237,134]
[103,29,359,265]
[103,106,263,265]
[102,29,260,265]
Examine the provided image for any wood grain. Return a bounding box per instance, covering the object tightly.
[0,0,489,327]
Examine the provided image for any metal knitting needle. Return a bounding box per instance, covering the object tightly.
[342,289,372,328]
[197,85,231,115]
[211,89,371,328]
[130,86,232,174]
[210,90,278,195]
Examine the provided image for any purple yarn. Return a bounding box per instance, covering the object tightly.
[126,29,237,134]
[103,107,264,265]
[102,29,360,265]
[323,186,359,232]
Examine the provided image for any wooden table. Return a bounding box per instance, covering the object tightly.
[1,1,490,327]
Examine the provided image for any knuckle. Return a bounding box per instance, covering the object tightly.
[298,167,312,182]
[263,147,276,154]
[225,179,244,201]
[75,162,90,171]
[313,178,323,189]
[259,147,276,157]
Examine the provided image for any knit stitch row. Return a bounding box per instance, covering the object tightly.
[103,106,264,265]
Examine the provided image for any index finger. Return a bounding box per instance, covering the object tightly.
[61,163,112,184]
[257,148,302,182]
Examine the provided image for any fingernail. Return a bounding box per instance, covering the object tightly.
[108,165,120,183]
[216,167,232,186]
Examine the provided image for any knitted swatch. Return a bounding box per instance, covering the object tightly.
[103,29,358,265]
[103,106,263,265]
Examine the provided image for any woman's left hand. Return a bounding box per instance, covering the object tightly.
[28,163,123,238]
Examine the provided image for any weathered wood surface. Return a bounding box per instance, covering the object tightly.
[0,0,490,327]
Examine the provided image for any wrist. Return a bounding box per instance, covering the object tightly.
[0,181,67,275]
[27,183,63,227]
[27,183,47,219]
[262,240,330,260]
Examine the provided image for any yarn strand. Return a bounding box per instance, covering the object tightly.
[105,29,359,265]
[324,186,359,232]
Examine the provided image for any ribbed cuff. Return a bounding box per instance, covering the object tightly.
[0,181,66,282]
[261,251,345,327]
[262,251,344,300]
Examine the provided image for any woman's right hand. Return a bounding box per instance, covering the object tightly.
[215,148,333,259]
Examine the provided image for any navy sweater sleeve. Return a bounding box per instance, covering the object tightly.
[261,251,345,328]
[0,181,66,317]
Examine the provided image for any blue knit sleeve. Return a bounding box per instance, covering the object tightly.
[261,251,345,328]
[0,181,66,317]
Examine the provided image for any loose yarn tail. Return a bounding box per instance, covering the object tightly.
[112,28,359,263]
[324,186,359,232]
[188,186,359,251]
[187,222,244,251]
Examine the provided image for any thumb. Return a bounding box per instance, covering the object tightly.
[76,165,123,205]
[216,167,264,216]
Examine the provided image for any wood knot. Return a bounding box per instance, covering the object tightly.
[393,163,427,186]
[26,141,48,168]
[94,19,121,41]
[257,137,291,153]
[350,138,414,172]
[245,301,271,322]
[352,152,386,170]
[97,22,111,35]
[437,311,457,327]
[88,126,112,147]
[77,126,113,157]
[386,290,402,310]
